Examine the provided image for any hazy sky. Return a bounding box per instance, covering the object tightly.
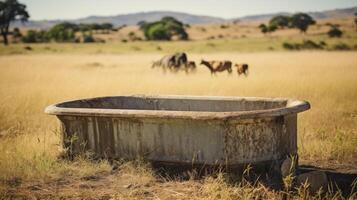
[21,0,357,20]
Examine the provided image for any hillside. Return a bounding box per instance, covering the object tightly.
[12,11,225,29]
[232,6,357,22]
[11,6,357,29]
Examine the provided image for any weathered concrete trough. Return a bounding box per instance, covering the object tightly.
[45,95,310,171]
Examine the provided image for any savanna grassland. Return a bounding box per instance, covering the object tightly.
[0,18,357,199]
[0,51,356,199]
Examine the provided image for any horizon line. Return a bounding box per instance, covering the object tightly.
[29,6,357,21]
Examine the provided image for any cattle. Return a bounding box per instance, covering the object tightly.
[234,63,249,75]
[187,61,196,69]
[152,52,188,70]
[172,52,187,68]
[200,60,232,74]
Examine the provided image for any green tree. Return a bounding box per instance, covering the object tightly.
[327,25,343,38]
[83,33,95,43]
[354,13,357,29]
[269,15,290,29]
[290,13,316,33]
[101,23,113,30]
[48,22,78,42]
[21,29,36,43]
[146,22,171,40]
[259,24,268,34]
[259,23,277,35]
[140,17,188,41]
[0,0,29,45]
[22,29,50,43]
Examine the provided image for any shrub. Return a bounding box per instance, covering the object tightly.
[48,22,78,42]
[22,30,37,43]
[327,26,343,38]
[332,43,351,51]
[22,30,50,43]
[283,40,324,50]
[12,27,22,39]
[83,34,95,43]
[283,42,299,50]
[302,40,323,49]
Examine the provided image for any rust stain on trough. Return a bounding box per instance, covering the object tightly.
[45,95,310,171]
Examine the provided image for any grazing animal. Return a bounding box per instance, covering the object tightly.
[234,63,249,75]
[152,54,175,68]
[172,52,188,68]
[200,60,232,74]
[152,52,188,69]
[187,61,196,69]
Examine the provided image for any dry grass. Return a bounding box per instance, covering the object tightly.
[0,52,356,199]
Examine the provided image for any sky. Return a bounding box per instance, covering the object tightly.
[20,0,357,20]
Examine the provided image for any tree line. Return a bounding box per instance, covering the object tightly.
[259,13,350,38]
[21,22,115,43]
[259,13,316,34]
[1,0,357,45]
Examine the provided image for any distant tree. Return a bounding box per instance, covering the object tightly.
[101,23,113,30]
[0,0,29,45]
[355,13,357,29]
[12,27,21,39]
[290,13,316,33]
[146,22,171,40]
[259,23,277,35]
[259,24,269,34]
[327,25,343,38]
[22,29,50,43]
[268,24,278,32]
[101,23,113,33]
[269,15,291,29]
[83,33,95,43]
[140,16,188,41]
[21,29,37,43]
[48,22,78,42]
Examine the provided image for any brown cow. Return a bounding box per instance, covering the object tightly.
[187,61,196,69]
[234,63,249,75]
[200,60,232,74]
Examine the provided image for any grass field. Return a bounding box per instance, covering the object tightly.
[0,51,356,199]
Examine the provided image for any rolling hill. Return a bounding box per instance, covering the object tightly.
[12,6,357,29]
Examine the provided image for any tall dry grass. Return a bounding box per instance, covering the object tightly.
[0,52,356,198]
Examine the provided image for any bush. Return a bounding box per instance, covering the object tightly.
[22,30,37,43]
[48,22,77,42]
[12,27,22,38]
[332,43,351,51]
[283,42,299,50]
[283,40,324,50]
[22,30,50,43]
[302,40,323,49]
[83,34,95,43]
[327,26,343,38]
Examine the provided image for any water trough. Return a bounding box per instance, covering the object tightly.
[45,95,310,174]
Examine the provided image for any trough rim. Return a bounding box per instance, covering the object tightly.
[44,95,310,120]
